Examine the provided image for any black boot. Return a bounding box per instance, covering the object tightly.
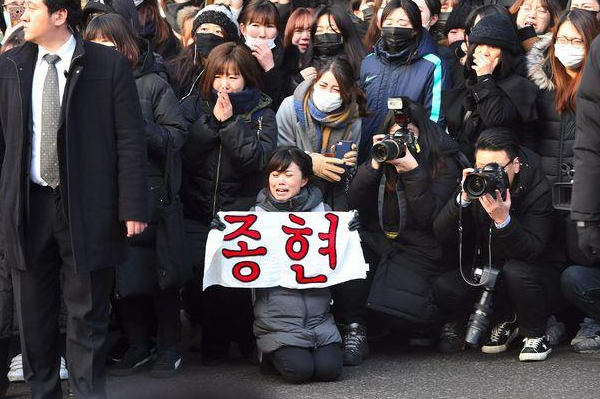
[339,323,369,366]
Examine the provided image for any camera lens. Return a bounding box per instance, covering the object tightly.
[371,140,400,163]
[465,175,486,197]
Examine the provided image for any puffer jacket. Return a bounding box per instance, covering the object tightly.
[180,91,278,223]
[527,33,575,184]
[252,186,342,354]
[359,28,446,159]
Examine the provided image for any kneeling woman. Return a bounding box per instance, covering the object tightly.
[253,147,342,384]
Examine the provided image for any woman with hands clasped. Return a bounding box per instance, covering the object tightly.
[444,12,538,162]
[277,56,368,211]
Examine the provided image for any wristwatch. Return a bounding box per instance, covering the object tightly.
[576,221,600,227]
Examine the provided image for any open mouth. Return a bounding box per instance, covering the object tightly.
[275,188,289,195]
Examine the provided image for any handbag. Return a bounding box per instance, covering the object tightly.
[155,136,193,290]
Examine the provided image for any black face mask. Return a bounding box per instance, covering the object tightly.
[313,33,344,56]
[275,3,291,20]
[361,6,375,25]
[195,33,226,59]
[381,26,416,53]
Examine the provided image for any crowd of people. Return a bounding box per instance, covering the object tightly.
[1,0,600,396]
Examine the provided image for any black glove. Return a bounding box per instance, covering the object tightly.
[210,214,226,231]
[348,211,361,232]
[577,223,600,262]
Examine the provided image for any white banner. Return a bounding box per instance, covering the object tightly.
[203,211,369,290]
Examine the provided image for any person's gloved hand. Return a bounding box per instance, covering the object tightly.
[577,223,600,262]
[309,152,345,182]
[210,214,226,231]
[348,211,361,232]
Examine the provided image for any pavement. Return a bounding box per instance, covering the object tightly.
[5,337,600,399]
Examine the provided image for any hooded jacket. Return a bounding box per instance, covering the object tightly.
[527,33,575,185]
[251,186,342,354]
[359,29,446,159]
[434,147,560,266]
[180,91,277,224]
[83,0,142,33]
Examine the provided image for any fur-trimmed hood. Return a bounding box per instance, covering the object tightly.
[527,32,554,90]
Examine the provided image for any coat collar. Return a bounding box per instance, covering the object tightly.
[526,32,554,91]
[8,32,86,72]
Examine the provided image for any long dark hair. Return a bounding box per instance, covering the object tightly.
[302,4,367,75]
[84,14,140,67]
[312,56,370,117]
[137,0,172,47]
[548,9,600,113]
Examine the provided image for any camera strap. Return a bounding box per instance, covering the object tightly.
[377,170,407,240]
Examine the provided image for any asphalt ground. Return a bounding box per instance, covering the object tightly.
[6,336,600,399]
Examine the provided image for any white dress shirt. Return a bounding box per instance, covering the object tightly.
[30,34,76,186]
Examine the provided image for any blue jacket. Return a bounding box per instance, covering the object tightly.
[359,29,446,158]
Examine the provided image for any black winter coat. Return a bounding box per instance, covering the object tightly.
[434,147,561,266]
[527,33,575,184]
[180,92,278,223]
[572,36,600,223]
[444,57,538,162]
[0,36,148,273]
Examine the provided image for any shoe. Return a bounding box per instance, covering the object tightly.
[481,319,519,354]
[438,321,466,353]
[109,344,153,377]
[150,348,181,379]
[545,315,566,346]
[7,354,24,382]
[573,334,600,353]
[59,357,69,380]
[107,335,130,364]
[519,336,551,361]
[571,318,600,346]
[340,323,369,366]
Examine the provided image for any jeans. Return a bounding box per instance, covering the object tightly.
[561,265,600,323]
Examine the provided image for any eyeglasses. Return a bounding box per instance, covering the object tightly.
[556,36,585,48]
[519,5,549,17]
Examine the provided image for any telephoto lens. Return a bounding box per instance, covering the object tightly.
[465,288,494,346]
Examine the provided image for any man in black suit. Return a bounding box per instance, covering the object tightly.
[0,0,149,397]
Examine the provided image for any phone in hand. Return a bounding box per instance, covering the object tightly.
[334,140,353,159]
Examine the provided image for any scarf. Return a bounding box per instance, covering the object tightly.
[255,186,324,212]
[293,78,359,153]
[211,88,262,121]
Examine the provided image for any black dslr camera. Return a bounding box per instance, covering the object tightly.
[463,163,510,200]
[371,97,418,162]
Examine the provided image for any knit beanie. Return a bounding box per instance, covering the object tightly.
[468,13,521,54]
[192,4,240,42]
[443,2,472,35]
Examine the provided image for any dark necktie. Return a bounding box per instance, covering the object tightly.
[40,53,61,189]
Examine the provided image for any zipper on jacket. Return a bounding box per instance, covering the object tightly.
[8,57,24,230]
[557,114,566,183]
[212,144,223,217]
[301,290,318,350]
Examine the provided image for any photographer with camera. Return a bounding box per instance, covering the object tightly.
[342,97,462,362]
[434,127,563,362]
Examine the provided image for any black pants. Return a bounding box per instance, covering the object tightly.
[271,344,343,384]
[494,260,562,337]
[12,184,114,399]
[119,287,181,350]
[432,269,479,321]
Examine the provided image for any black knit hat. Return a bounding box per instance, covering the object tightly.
[468,13,521,54]
[192,4,240,43]
[443,2,472,35]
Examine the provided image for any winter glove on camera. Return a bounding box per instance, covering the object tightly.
[348,211,361,232]
[577,223,600,262]
[210,214,226,231]
[309,152,345,182]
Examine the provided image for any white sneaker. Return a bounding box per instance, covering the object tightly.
[571,318,600,346]
[7,354,24,382]
[60,357,69,380]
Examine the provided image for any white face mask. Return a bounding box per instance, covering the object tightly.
[554,43,586,69]
[244,35,276,50]
[230,6,242,20]
[312,88,343,113]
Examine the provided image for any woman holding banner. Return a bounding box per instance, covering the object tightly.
[251,146,343,384]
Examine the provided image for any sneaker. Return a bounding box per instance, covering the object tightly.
[573,334,600,353]
[438,321,466,354]
[571,318,600,346]
[545,315,566,346]
[109,344,153,377]
[340,323,369,366]
[59,357,68,380]
[481,319,519,354]
[150,348,181,379]
[519,336,551,361]
[7,354,24,382]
